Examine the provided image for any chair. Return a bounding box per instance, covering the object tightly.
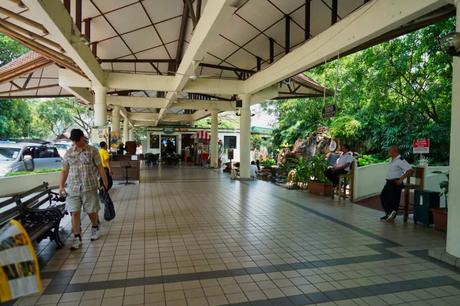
[399,167,425,223]
[332,162,355,201]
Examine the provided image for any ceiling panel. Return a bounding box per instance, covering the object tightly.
[105,3,151,34]
[225,49,256,70]
[268,0,305,14]
[90,0,137,14]
[97,37,132,59]
[135,46,171,60]
[310,0,334,36]
[220,15,259,46]
[122,26,162,53]
[237,1,283,31]
[206,35,240,63]
[142,0,183,22]
[89,16,117,42]
[154,18,182,46]
[81,0,100,20]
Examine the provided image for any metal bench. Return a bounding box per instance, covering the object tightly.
[0,183,67,248]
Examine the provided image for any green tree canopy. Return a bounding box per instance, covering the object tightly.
[263,18,454,164]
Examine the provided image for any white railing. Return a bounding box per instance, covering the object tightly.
[352,162,388,201]
[352,163,449,202]
[0,172,60,197]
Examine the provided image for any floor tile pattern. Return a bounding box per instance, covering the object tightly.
[10,166,460,306]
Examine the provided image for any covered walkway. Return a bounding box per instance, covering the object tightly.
[11,167,460,306]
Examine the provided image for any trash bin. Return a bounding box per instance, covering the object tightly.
[414,190,440,226]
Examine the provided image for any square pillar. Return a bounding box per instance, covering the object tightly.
[239,94,251,179]
[111,106,120,141]
[210,111,219,168]
[123,119,129,144]
[446,0,460,258]
[93,85,107,127]
[128,128,134,142]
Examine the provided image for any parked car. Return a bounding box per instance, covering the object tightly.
[54,141,72,158]
[0,142,62,177]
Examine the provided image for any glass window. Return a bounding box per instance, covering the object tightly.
[224,136,237,149]
[0,147,20,161]
[34,146,60,158]
[149,134,160,149]
[54,143,71,150]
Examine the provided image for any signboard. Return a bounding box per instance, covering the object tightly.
[322,104,336,118]
[413,138,430,154]
[0,220,42,302]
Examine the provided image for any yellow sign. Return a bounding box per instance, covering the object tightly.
[0,220,42,302]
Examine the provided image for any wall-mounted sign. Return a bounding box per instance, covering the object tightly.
[163,127,174,134]
[413,138,430,154]
[322,104,337,118]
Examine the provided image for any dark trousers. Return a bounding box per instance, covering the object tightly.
[324,168,347,186]
[380,180,403,214]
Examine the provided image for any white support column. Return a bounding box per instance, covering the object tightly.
[93,86,107,127]
[128,128,134,142]
[239,94,251,179]
[123,119,129,144]
[112,106,120,135]
[210,111,219,168]
[447,0,460,258]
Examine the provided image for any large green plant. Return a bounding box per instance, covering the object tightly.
[294,157,310,183]
[306,154,330,184]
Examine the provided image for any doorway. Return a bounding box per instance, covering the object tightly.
[161,135,177,155]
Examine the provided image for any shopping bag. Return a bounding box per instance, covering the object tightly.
[98,188,115,221]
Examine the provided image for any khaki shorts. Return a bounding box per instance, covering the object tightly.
[66,189,100,213]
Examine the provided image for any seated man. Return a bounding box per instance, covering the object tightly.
[324,145,354,187]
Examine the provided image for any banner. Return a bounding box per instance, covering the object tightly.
[0,220,42,302]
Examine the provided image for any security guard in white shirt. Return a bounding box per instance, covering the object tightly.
[324,144,354,187]
[380,145,414,222]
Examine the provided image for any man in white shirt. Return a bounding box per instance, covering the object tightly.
[324,144,354,187]
[380,145,414,222]
[250,161,258,179]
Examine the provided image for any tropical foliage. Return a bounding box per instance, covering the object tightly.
[263,18,455,164]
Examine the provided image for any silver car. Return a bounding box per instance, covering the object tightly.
[0,142,63,176]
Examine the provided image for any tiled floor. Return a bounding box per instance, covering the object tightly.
[11,166,460,305]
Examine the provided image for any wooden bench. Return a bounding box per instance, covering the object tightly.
[332,162,355,201]
[0,183,67,248]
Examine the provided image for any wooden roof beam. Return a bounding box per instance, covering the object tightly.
[0,7,48,34]
[23,0,105,86]
[244,0,448,94]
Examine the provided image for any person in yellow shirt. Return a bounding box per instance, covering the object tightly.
[99,141,113,190]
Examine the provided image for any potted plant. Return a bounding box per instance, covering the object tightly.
[306,154,333,196]
[431,171,448,231]
[290,157,310,189]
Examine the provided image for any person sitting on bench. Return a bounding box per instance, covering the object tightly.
[324,144,354,187]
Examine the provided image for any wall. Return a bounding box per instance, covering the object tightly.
[0,172,60,197]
